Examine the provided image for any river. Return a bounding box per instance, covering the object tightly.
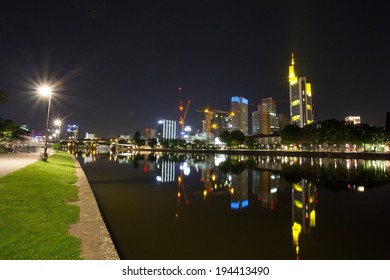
[76,151,390,260]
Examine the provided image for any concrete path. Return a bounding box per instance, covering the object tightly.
[0,152,119,260]
[0,152,40,177]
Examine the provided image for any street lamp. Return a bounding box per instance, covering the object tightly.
[39,85,52,162]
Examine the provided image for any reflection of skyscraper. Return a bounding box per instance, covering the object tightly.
[252,170,279,209]
[292,179,317,259]
[231,96,248,134]
[230,170,248,209]
[289,53,314,128]
[156,159,175,183]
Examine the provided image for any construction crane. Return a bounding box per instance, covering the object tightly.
[178,86,191,137]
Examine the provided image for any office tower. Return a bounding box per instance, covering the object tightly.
[211,110,233,136]
[252,110,261,135]
[345,116,361,125]
[260,97,279,135]
[289,53,314,127]
[65,124,78,140]
[145,128,156,139]
[231,96,248,134]
[157,119,176,143]
[278,113,289,131]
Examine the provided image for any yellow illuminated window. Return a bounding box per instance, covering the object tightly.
[292,100,300,107]
[292,115,300,121]
[306,83,312,96]
[290,77,298,85]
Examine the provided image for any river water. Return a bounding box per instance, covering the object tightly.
[77,152,390,260]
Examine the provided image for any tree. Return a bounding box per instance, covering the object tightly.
[133,131,144,146]
[245,136,256,149]
[219,130,232,146]
[281,124,301,145]
[230,130,245,147]
[0,119,17,142]
[148,137,157,148]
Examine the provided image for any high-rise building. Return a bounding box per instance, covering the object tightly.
[252,110,261,135]
[145,128,156,139]
[278,113,289,131]
[65,124,78,140]
[345,116,361,125]
[231,96,248,134]
[260,97,279,135]
[289,53,314,127]
[157,119,176,143]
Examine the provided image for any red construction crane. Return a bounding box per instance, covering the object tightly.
[178,86,190,136]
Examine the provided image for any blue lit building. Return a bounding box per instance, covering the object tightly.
[231,96,248,135]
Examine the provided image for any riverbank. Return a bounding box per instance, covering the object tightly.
[0,152,118,260]
[0,153,80,259]
[131,147,390,159]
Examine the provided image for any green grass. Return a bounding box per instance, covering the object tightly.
[0,152,81,259]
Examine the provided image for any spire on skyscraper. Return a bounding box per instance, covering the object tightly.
[291,52,295,66]
[289,52,296,82]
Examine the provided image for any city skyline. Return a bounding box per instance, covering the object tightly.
[1,1,389,137]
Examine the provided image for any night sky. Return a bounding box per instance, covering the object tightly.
[0,0,389,138]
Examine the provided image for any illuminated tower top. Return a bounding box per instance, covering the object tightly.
[289,52,297,84]
[288,53,314,127]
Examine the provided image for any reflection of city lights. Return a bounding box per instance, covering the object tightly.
[270,188,278,193]
[357,186,365,192]
[294,200,303,208]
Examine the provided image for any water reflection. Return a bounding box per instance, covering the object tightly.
[76,150,390,259]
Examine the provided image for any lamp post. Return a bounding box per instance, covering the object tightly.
[39,86,52,162]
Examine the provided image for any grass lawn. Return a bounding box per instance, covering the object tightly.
[0,152,81,259]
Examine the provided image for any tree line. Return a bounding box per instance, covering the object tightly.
[281,119,389,151]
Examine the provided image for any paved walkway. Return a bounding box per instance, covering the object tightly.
[0,152,41,177]
[0,152,119,260]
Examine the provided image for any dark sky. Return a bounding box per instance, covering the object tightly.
[1,0,389,137]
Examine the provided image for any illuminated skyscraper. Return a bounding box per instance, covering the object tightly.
[260,97,278,135]
[252,110,261,135]
[157,119,176,143]
[289,53,313,127]
[231,96,248,134]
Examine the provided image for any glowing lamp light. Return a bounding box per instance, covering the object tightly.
[39,85,52,96]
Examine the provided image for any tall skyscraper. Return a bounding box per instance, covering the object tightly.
[145,128,156,139]
[252,110,261,135]
[278,113,289,131]
[231,96,248,134]
[289,53,314,127]
[260,97,279,135]
[157,119,176,143]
